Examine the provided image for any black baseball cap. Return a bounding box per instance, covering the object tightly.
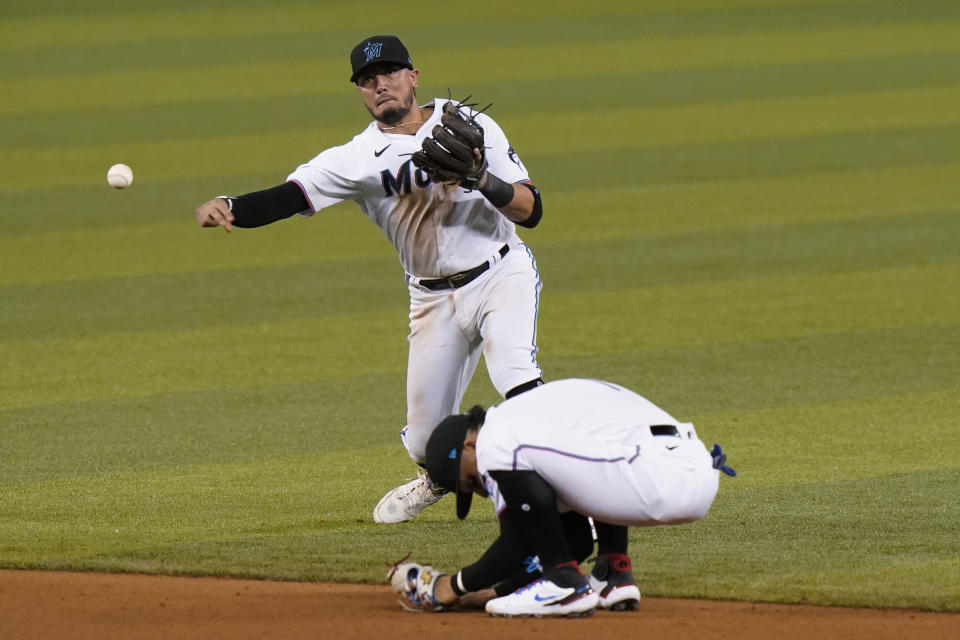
[423,412,478,520]
[349,35,413,84]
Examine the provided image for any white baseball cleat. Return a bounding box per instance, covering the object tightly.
[372,471,448,523]
[485,579,599,618]
[588,556,641,611]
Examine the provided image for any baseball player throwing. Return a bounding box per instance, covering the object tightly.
[194,35,545,523]
[388,378,736,617]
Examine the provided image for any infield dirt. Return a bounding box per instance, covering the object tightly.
[2,570,956,640]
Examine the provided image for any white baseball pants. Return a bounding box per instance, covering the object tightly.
[401,242,543,462]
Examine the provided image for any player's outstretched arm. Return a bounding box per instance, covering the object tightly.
[194,182,310,232]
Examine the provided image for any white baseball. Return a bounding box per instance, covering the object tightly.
[107,163,133,189]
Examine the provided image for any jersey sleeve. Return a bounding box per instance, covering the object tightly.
[475,407,521,472]
[477,113,531,185]
[286,145,361,215]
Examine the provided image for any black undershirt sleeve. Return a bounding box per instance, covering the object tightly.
[459,471,590,593]
[489,512,593,597]
[459,506,595,596]
[489,470,573,570]
[516,183,542,229]
[227,182,311,228]
[460,509,534,592]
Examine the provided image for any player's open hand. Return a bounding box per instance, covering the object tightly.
[194,198,234,233]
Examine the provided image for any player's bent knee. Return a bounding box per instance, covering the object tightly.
[400,424,431,464]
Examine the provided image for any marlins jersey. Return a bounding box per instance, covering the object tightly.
[287,98,531,279]
[475,379,720,526]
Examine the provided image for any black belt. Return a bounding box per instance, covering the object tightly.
[650,425,680,437]
[418,245,509,291]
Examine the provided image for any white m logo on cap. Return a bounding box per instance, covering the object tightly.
[363,41,383,62]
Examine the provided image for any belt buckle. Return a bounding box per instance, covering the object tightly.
[447,272,468,288]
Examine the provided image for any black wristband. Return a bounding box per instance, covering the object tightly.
[478,172,515,208]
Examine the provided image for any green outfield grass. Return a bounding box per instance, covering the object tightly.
[1,0,958,612]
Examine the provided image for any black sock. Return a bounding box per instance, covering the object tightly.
[595,520,629,556]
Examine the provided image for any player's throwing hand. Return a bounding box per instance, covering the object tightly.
[194,198,234,232]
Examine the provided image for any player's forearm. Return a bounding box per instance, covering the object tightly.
[496,183,535,225]
[219,182,310,228]
[478,173,542,228]
[433,575,458,605]
[430,574,496,609]
[459,527,532,592]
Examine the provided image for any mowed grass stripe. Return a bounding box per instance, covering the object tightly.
[6,470,953,602]
[0,447,410,556]
[2,399,956,597]
[540,263,960,357]
[731,554,960,610]
[636,469,960,609]
[5,83,960,191]
[0,258,408,342]
[3,125,957,286]
[6,20,960,117]
[2,262,956,411]
[1,379,953,508]
[543,164,960,243]
[0,6,781,74]
[0,173,290,236]
[4,0,947,54]
[0,307,410,411]
[524,85,960,154]
[0,128,960,285]
[539,209,959,293]
[699,389,960,488]
[0,0,958,56]
[3,378,952,487]
[3,326,956,483]
[6,1,959,76]
[11,83,960,155]
[7,52,960,150]
[0,372,408,484]
[0,210,396,287]
[546,323,960,419]
[2,160,956,238]
[537,124,960,192]
[2,207,956,341]
[0,0,648,53]
[0,444,504,581]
